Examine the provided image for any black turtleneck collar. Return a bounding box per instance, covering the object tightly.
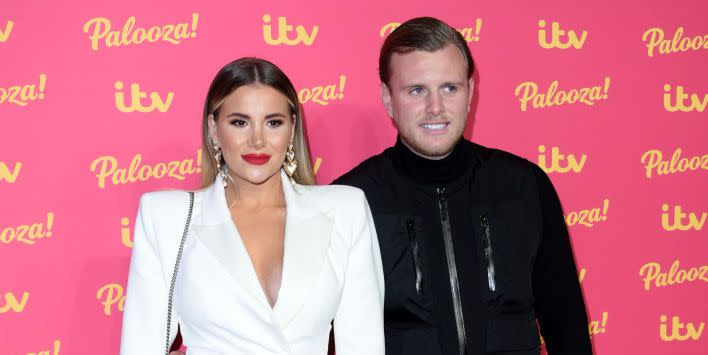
[392,136,472,186]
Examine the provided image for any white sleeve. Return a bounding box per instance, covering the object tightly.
[333,192,385,355]
[120,194,178,354]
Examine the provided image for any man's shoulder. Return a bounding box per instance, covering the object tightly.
[333,147,396,188]
[469,140,541,178]
[468,141,550,199]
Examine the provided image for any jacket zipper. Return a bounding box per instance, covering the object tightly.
[481,214,497,292]
[436,187,467,355]
[406,220,423,294]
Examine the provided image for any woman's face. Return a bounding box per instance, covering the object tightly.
[209,84,295,186]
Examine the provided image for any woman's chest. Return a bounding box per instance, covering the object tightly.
[174,235,345,331]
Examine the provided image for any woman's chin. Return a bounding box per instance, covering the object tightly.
[233,169,280,186]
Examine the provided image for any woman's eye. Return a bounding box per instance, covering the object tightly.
[267,119,284,127]
[230,119,247,127]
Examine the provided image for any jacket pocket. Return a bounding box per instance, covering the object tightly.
[374,215,410,278]
[477,201,538,314]
[485,317,540,352]
[374,215,433,325]
[406,219,423,294]
[480,213,497,293]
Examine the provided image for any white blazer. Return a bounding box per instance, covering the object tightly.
[120,170,385,355]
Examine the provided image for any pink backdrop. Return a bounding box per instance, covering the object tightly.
[1,0,706,354]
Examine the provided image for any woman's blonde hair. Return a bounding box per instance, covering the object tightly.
[200,57,316,188]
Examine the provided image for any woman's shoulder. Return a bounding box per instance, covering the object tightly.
[295,184,370,220]
[136,188,200,220]
[139,188,195,205]
[297,184,367,204]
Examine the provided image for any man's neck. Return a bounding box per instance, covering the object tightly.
[393,136,470,186]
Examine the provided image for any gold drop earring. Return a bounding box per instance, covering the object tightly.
[283,140,297,182]
[214,144,228,187]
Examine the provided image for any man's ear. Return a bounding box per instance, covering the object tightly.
[467,77,475,113]
[380,82,394,118]
[207,114,219,146]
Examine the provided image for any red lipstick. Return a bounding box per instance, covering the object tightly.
[241,154,271,165]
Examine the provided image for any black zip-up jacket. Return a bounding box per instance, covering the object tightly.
[333,138,592,355]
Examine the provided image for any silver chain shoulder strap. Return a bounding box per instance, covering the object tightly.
[164,191,195,355]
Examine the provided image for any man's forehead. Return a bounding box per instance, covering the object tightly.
[389,45,468,84]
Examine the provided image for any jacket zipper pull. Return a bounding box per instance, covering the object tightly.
[436,187,448,221]
[481,214,497,292]
[407,220,423,294]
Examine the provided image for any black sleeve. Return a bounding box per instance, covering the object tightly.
[332,169,361,187]
[331,174,347,185]
[531,165,593,354]
[331,165,371,190]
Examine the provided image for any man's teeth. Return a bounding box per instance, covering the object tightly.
[422,123,446,130]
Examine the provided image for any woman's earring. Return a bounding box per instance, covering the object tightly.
[214,144,228,187]
[283,140,297,181]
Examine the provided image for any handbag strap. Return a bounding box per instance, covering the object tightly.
[164,191,195,355]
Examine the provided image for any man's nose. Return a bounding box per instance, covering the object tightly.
[426,92,444,117]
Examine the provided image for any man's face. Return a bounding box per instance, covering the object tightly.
[381,44,473,159]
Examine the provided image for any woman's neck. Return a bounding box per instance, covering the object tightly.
[225,171,286,210]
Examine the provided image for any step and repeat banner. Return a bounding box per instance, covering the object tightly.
[0,0,705,354]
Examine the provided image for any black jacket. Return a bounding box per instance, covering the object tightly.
[333,138,592,355]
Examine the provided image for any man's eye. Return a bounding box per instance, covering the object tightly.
[410,87,425,95]
[443,85,458,93]
[230,119,247,127]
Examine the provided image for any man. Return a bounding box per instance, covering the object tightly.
[333,17,592,355]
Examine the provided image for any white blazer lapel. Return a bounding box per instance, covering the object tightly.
[190,172,334,327]
[274,170,333,329]
[192,175,271,309]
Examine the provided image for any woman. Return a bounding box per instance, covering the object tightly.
[120,58,385,354]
